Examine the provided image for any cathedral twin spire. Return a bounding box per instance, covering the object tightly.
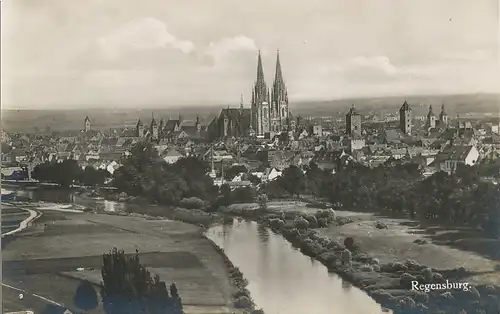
[253,50,288,106]
[251,50,290,135]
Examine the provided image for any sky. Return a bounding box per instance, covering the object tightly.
[2,0,499,109]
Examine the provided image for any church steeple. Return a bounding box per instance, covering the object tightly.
[256,50,265,85]
[151,112,157,126]
[427,105,435,118]
[439,104,448,126]
[274,50,284,87]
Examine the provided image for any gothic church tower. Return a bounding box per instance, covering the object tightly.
[271,50,289,133]
[251,51,270,136]
[251,50,291,137]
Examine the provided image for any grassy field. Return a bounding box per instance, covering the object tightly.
[317,212,500,286]
[2,210,240,314]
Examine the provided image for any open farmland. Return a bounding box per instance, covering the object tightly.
[2,209,239,314]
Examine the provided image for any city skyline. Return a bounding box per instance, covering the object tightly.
[2,0,499,110]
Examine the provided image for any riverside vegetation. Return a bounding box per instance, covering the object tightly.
[255,209,500,314]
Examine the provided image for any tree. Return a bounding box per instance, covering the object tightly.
[81,166,108,187]
[256,193,268,211]
[224,165,247,180]
[74,280,99,311]
[56,159,82,187]
[279,165,306,197]
[112,143,216,205]
[219,184,232,206]
[231,186,256,203]
[304,162,325,197]
[32,160,81,187]
[101,248,182,314]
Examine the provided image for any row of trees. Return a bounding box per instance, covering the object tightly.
[263,161,500,238]
[32,159,110,187]
[71,248,183,314]
[101,248,182,314]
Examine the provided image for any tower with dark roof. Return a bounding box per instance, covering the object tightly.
[136,119,145,137]
[150,113,159,141]
[84,116,91,132]
[345,104,362,138]
[439,104,449,126]
[399,100,412,135]
[426,105,437,129]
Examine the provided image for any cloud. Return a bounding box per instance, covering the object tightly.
[97,17,194,60]
[326,56,433,82]
[441,50,492,62]
[204,35,257,63]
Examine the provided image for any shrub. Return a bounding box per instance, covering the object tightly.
[375,220,388,229]
[360,264,374,272]
[234,296,252,309]
[343,237,354,250]
[269,218,285,229]
[400,273,417,289]
[421,267,433,282]
[317,217,328,227]
[293,217,309,229]
[440,291,454,300]
[327,239,341,249]
[179,197,205,209]
[304,214,318,228]
[336,216,353,226]
[413,238,428,245]
[433,272,444,282]
[315,208,336,220]
[397,296,416,308]
[404,259,421,271]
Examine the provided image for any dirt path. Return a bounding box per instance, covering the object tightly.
[1,204,40,237]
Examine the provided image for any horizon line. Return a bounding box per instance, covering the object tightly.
[2,91,499,111]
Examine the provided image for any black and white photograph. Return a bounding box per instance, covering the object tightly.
[1,1,500,314]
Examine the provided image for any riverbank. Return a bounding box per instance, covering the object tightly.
[224,201,500,314]
[2,202,262,314]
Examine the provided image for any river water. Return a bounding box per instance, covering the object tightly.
[206,220,386,314]
[9,187,387,314]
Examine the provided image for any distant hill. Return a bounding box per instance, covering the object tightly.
[290,93,500,117]
[2,93,499,133]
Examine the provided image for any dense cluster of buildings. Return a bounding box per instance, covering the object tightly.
[2,52,500,185]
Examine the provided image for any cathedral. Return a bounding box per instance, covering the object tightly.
[251,50,291,137]
[207,50,292,141]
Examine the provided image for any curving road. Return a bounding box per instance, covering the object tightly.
[1,204,40,237]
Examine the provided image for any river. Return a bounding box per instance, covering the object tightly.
[8,187,388,314]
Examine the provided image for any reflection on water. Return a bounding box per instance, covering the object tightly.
[206,220,387,314]
[103,200,118,212]
[14,187,126,213]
